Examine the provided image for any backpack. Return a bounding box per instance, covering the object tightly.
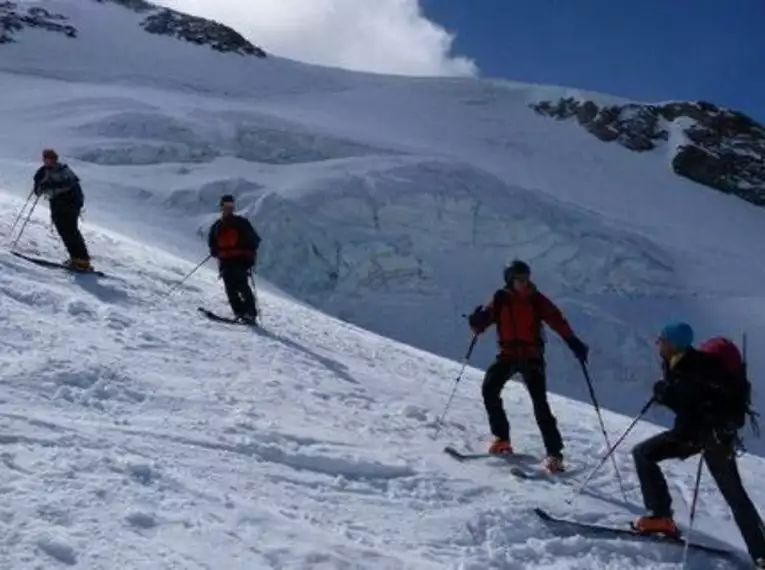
[698,336,759,441]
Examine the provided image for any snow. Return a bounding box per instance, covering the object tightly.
[1,1,765,568]
[3,204,761,569]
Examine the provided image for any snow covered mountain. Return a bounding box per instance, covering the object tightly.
[1,3,765,566]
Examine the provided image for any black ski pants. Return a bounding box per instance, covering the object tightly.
[481,358,563,457]
[633,429,765,562]
[220,260,256,318]
[51,201,89,261]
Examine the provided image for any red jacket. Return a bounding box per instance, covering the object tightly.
[470,285,574,360]
[208,214,261,261]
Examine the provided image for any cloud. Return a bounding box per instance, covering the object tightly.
[154,0,477,77]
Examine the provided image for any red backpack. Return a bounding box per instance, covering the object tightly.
[698,336,758,436]
[699,337,744,375]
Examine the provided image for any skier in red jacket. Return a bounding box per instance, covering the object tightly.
[469,260,588,473]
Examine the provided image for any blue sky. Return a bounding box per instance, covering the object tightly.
[422,0,765,123]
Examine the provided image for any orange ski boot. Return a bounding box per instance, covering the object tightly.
[488,437,513,455]
[633,515,680,539]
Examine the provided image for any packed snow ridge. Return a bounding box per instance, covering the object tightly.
[1,0,267,56]
[533,97,765,207]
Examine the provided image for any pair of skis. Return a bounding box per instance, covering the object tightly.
[444,445,733,560]
[197,307,258,327]
[443,445,550,480]
[11,251,107,277]
[12,253,260,328]
[534,508,733,558]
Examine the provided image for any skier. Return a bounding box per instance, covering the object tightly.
[208,194,261,324]
[632,321,765,568]
[33,149,92,271]
[468,259,589,473]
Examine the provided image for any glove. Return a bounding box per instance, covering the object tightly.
[566,336,589,363]
[467,305,485,332]
[652,380,669,403]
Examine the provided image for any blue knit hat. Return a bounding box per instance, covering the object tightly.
[659,322,694,350]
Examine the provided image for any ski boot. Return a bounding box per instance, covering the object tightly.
[64,258,93,272]
[488,437,513,455]
[632,514,680,539]
[543,455,565,473]
[236,313,257,326]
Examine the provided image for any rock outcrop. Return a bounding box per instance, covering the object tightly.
[1,2,76,43]
[1,0,266,58]
[533,98,765,207]
[140,8,266,57]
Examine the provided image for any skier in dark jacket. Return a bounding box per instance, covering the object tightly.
[468,260,589,473]
[632,321,765,568]
[208,194,261,323]
[33,149,92,271]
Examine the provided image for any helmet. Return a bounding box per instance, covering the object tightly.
[504,259,530,284]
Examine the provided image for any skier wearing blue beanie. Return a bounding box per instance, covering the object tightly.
[630,321,765,567]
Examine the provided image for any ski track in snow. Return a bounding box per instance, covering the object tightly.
[1,195,762,569]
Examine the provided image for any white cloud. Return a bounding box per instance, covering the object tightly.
[154,0,477,77]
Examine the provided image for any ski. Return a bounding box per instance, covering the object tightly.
[509,466,548,480]
[443,446,537,464]
[197,307,258,326]
[11,251,107,277]
[534,508,732,557]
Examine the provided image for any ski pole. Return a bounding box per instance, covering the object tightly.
[6,188,35,241]
[682,450,705,568]
[567,397,654,503]
[741,332,760,438]
[249,270,260,318]
[579,361,629,502]
[434,334,478,437]
[9,194,41,250]
[163,254,211,298]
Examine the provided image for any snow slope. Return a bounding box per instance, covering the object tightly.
[2,0,765,453]
[2,191,764,570]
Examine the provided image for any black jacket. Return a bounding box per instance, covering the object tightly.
[657,348,730,439]
[33,164,83,210]
[208,214,261,262]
